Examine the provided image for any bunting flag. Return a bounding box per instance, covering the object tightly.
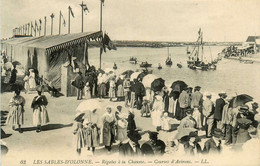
[39,19,42,24]
[70,7,75,18]
[39,19,42,30]
[84,6,89,14]
[35,20,39,31]
[198,28,201,35]
[60,11,66,27]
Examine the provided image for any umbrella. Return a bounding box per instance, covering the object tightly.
[137,72,147,81]
[76,99,102,112]
[142,74,158,88]
[170,80,188,93]
[130,72,141,81]
[229,94,253,108]
[104,68,113,74]
[12,61,21,66]
[3,62,12,70]
[151,78,165,92]
[121,70,134,78]
[174,128,198,140]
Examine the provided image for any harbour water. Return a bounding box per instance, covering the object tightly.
[89,46,260,103]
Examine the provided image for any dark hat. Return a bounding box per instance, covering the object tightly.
[252,102,258,108]
[188,87,193,90]
[194,86,201,90]
[186,108,193,114]
[127,131,141,143]
[148,131,159,140]
[213,128,224,138]
[116,105,122,110]
[183,87,188,90]
[188,131,198,138]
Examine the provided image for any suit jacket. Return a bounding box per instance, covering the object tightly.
[119,142,142,156]
[214,98,226,120]
[203,138,221,154]
[184,142,202,155]
[191,91,203,108]
[127,113,136,132]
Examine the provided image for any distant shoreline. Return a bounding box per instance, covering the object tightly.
[112,40,241,48]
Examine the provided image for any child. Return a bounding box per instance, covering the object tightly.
[73,113,86,155]
[141,99,151,117]
[192,106,202,129]
[84,82,91,99]
[161,112,172,132]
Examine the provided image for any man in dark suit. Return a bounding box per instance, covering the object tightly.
[203,128,224,154]
[119,131,142,156]
[213,92,227,130]
[134,78,145,110]
[74,71,84,100]
[184,132,202,155]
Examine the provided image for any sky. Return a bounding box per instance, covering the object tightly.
[1,0,260,42]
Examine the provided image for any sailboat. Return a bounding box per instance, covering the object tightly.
[187,29,215,71]
[165,47,173,66]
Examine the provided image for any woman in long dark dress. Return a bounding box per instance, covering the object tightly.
[9,65,17,84]
[31,87,49,132]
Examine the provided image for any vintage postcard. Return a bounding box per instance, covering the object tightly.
[1,0,260,166]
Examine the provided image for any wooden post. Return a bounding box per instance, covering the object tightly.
[50,13,54,35]
[99,0,103,69]
[44,17,47,36]
[68,6,71,34]
[80,1,86,33]
[59,11,61,35]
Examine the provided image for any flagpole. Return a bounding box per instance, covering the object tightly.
[99,0,103,69]
[31,22,33,36]
[80,1,84,33]
[50,13,54,35]
[59,11,61,35]
[68,6,71,34]
[44,17,47,36]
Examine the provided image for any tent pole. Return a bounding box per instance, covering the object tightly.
[99,0,103,69]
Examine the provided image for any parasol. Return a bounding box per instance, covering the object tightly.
[121,70,134,78]
[151,78,165,92]
[229,94,253,108]
[76,99,102,112]
[142,74,158,88]
[130,72,141,81]
[12,61,21,66]
[170,80,188,93]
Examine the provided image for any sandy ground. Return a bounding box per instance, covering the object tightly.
[1,90,260,166]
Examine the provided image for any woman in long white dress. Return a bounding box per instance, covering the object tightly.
[6,90,25,133]
[109,79,116,101]
[28,69,37,90]
[151,95,164,131]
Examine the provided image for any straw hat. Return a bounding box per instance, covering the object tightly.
[205,92,212,97]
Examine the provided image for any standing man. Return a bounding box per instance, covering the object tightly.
[221,96,233,144]
[191,86,203,127]
[134,78,145,110]
[213,91,227,130]
[123,77,131,107]
[74,71,84,100]
[179,87,190,119]
[203,92,215,138]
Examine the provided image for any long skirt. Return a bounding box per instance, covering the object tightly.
[109,88,116,98]
[74,128,86,149]
[85,126,99,148]
[6,106,24,126]
[29,78,37,90]
[99,83,106,96]
[117,85,124,97]
[32,106,50,126]
[236,129,251,144]
[84,89,91,99]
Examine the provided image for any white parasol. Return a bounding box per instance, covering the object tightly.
[76,99,102,112]
[130,72,141,81]
[142,74,158,88]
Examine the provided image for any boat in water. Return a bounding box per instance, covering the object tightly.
[177,63,182,68]
[140,61,152,68]
[187,29,217,71]
[165,47,173,66]
[158,63,162,70]
[113,63,117,70]
[129,57,137,64]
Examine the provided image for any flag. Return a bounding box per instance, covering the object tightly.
[198,28,201,35]
[70,7,75,18]
[39,19,42,24]
[102,33,117,53]
[84,6,89,14]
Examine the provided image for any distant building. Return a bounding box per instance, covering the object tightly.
[243,36,260,53]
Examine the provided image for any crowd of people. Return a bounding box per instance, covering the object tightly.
[2,62,260,158]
